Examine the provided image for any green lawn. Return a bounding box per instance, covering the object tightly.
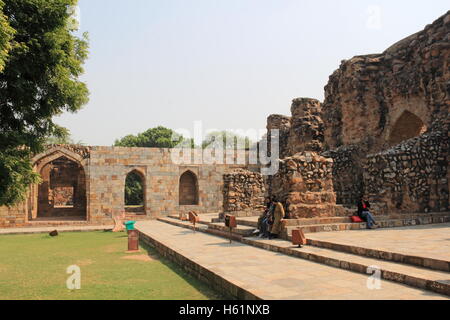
[0,231,223,300]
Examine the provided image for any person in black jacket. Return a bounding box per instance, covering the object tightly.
[357,196,378,229]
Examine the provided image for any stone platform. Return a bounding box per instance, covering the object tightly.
[136,220,449,300]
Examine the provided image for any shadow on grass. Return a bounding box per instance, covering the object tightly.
[139,241,228,300]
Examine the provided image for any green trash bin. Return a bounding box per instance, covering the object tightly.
[124,221,136,232]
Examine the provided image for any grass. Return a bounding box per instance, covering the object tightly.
[0,231,223,300]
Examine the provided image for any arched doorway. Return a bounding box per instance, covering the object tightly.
[124,170,145,214]
[388,111,427,146]
[37,156,87,219]
[179,171,199,205]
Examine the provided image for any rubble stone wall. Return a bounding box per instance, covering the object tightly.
[270,152,336,218]
[365,119,449,213]
[222,169,266,215]
[323,145,365,207]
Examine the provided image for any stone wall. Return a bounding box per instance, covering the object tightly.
[365,118,449,213]
[222,169,265,215]
[322,145,365,207]
[0,202,28,228]
[270,152,336,218]
[0,146,249,228]
[86,147,243,224]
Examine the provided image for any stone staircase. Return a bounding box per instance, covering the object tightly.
[156,212,450,297]
[163,214,257,238]
[281,212,450,240]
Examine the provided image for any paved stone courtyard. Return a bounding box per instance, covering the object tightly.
[136,220,449,300]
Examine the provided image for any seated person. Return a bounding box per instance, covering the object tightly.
[268,197,285,239]
[257,198,275,238]
[357,196,378,229]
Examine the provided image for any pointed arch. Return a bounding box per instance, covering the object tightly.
[124,169,146,213]
[36,156,87,219]
[388,111,427,146]
[179,170,199,205]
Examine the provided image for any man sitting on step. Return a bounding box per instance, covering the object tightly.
[269,197,286,240]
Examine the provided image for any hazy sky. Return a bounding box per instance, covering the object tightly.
[56,0,449,146]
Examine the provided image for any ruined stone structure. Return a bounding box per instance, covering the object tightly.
[0,145,247,228]
[321,11,449,213]
[271,152,336,218]
[365,117,449,213]
[222,169,266,216]
[0,12,449,229]
[266,11,449,216]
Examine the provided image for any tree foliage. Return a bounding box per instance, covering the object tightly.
[202,131,252,150]
[115,126,193,148]
[45,129,84,145]
[0,0,14,72]
[125,171,144,206]
[0,0,89,206]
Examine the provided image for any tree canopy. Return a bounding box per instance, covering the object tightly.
[125,171,144,206]
[202,131,252,150]
[114,126,193,148]
[0,0,14,73]
[0,0,89,206]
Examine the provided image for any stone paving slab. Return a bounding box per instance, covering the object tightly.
[0,225,114,235]
[307,224,450,263]
[136,220,449,300]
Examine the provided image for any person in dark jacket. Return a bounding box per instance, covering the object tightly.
[257,198,275,238]
[357,197,378,229]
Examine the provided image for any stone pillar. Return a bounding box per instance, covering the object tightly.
[288,98,324,154]
[271,152,337,218]
[267,114,291,159]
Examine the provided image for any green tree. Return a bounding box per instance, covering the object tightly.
[115,126,194,148]
[0,0,89,207]
[45,129,84,145]
[125,171,144,206]
[0,0,14,72]
[202,131,252,150]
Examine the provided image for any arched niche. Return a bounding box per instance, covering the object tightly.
[179,171,199,206]
[388,111,427,147]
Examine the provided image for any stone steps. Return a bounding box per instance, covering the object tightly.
[242,237,450,297]
[220,212,450,233]
[306,238,450,273]
[166,214,258,236]
[27,220,90,227]
[207,222,256,237]
[156,215,450,297]
[282,213,450,238]
[159,216,255,238]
